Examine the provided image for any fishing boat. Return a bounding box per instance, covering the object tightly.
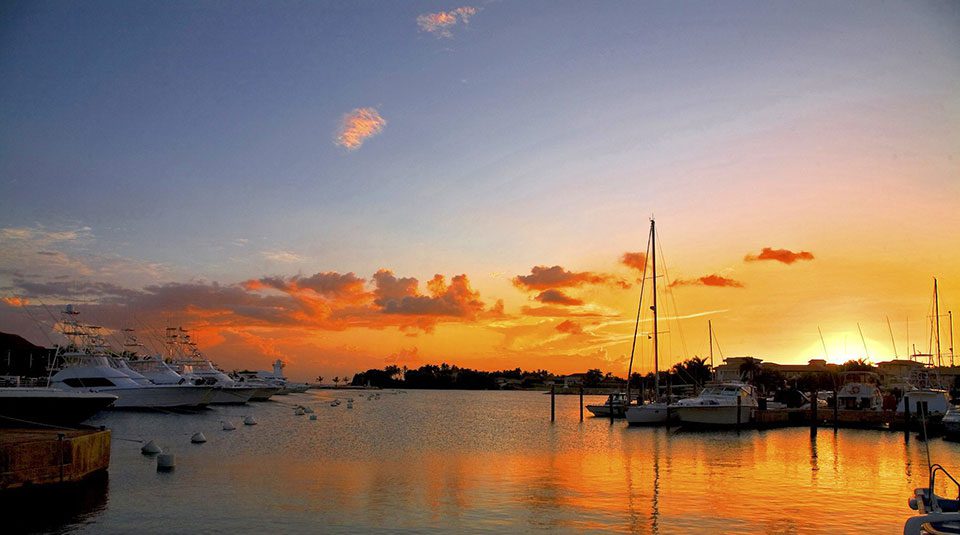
[673,382,758,427]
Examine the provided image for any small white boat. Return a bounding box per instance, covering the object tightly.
[673,382,758,427]
[897,389,952,424]
[586,392,628,417]
[625,401,678,425]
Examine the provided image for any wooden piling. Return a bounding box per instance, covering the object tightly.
[736,394,742,430]
[579,386,584,422]
[810,389,818,437]
[832,390,839,430]
[609,394,614,424]
[903,395,910,442]
[550,384,556,422]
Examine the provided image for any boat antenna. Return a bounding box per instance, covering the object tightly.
[886,316,898,359]
[625,222,653,406]
[857,323,870,361]
[950,310,955,367]
[708,320,714,370]
[818,326,828,360]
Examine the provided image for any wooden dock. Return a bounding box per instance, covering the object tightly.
[0,427,111,490]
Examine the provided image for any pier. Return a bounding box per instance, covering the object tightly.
[0,427,111,490]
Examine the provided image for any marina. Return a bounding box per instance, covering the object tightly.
[1,390,958,533]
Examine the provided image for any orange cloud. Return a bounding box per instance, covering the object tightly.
[513,265,619,291]
[745,247,815,264]
[417,6,478,38]
[1,296,28,307]
[534,289,584,306]
[335,107,386,150]
[620,252,647,272]
[555,320,583,335]
[670,274,744,288]
[374,270,484,318]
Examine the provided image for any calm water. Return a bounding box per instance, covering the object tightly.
[7,390,960,533]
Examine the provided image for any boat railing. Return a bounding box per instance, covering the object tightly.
[929,464,960,511]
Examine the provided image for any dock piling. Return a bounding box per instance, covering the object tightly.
[903,395,910,442]
[832,390,839,430]
[579,386,583,422]
[810,389,818,437]
[550,384,555,422]
[609,394,614,424]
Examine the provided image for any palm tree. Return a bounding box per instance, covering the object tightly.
[343,375,351,386]
[333,376,340,387]
[738,358,762,383]
[315,375,324,384]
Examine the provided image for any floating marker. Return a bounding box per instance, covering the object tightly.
[309,414,317,421]
[157,453,176,472]
[191,432,207,444]
[244,415,257,425]
[222,421,236,431]
[295,407,305,416]
[303,406,314,414]
[141,440,162,455]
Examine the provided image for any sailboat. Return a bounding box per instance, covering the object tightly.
[625,219,678,426]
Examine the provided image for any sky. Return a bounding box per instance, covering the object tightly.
[1,1,958,381]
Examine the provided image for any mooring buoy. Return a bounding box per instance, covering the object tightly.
[141,440,162,455]
[157,453,176,472]
[191,432,207,444]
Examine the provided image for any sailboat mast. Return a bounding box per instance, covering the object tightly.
[950,310,955,367]
[934,278,941,368]
[651,219,659,399]
[886,316,898,359]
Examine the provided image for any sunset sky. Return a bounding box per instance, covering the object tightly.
[1,1,958,380]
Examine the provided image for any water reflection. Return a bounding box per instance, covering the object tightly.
[12,391,959,533]
[3,471,109,534]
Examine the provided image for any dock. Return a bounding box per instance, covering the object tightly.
[0,427,111,490]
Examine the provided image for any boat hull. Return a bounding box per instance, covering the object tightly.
[87,385,214,409]
[0,389,118,427]
[625,403,676,425]
[675,405,753,427]
[585,404,626,417]
[209,387,255,404]
[248,387,280,401]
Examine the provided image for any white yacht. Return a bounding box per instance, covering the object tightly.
[835,371,884,411]
[178,358,258,404]
[897,388,952,424]
[50,351,216,409]
[673,382,758,427]
[235,359,305,397]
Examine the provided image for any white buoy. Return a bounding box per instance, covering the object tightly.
[141,440,162,455]
[191,432,207,444]
[222,421,236,431]
[309,414,317,421]
[243,415,257,425]
[303,406,314,414]
[157,453,176,472]
[295,407,305,416]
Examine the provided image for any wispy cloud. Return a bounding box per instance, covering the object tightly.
[670,274,744,288]
[513,265,624,291]
[417,6,478,38]
[335,107,386,150]
[261,250,304,263]
[555,319,583,335]
[744,247,814,264]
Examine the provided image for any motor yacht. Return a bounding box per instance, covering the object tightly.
[673,382,758,427]
[586,392,629,417]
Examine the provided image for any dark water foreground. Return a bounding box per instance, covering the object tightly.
[5,390,958,533]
